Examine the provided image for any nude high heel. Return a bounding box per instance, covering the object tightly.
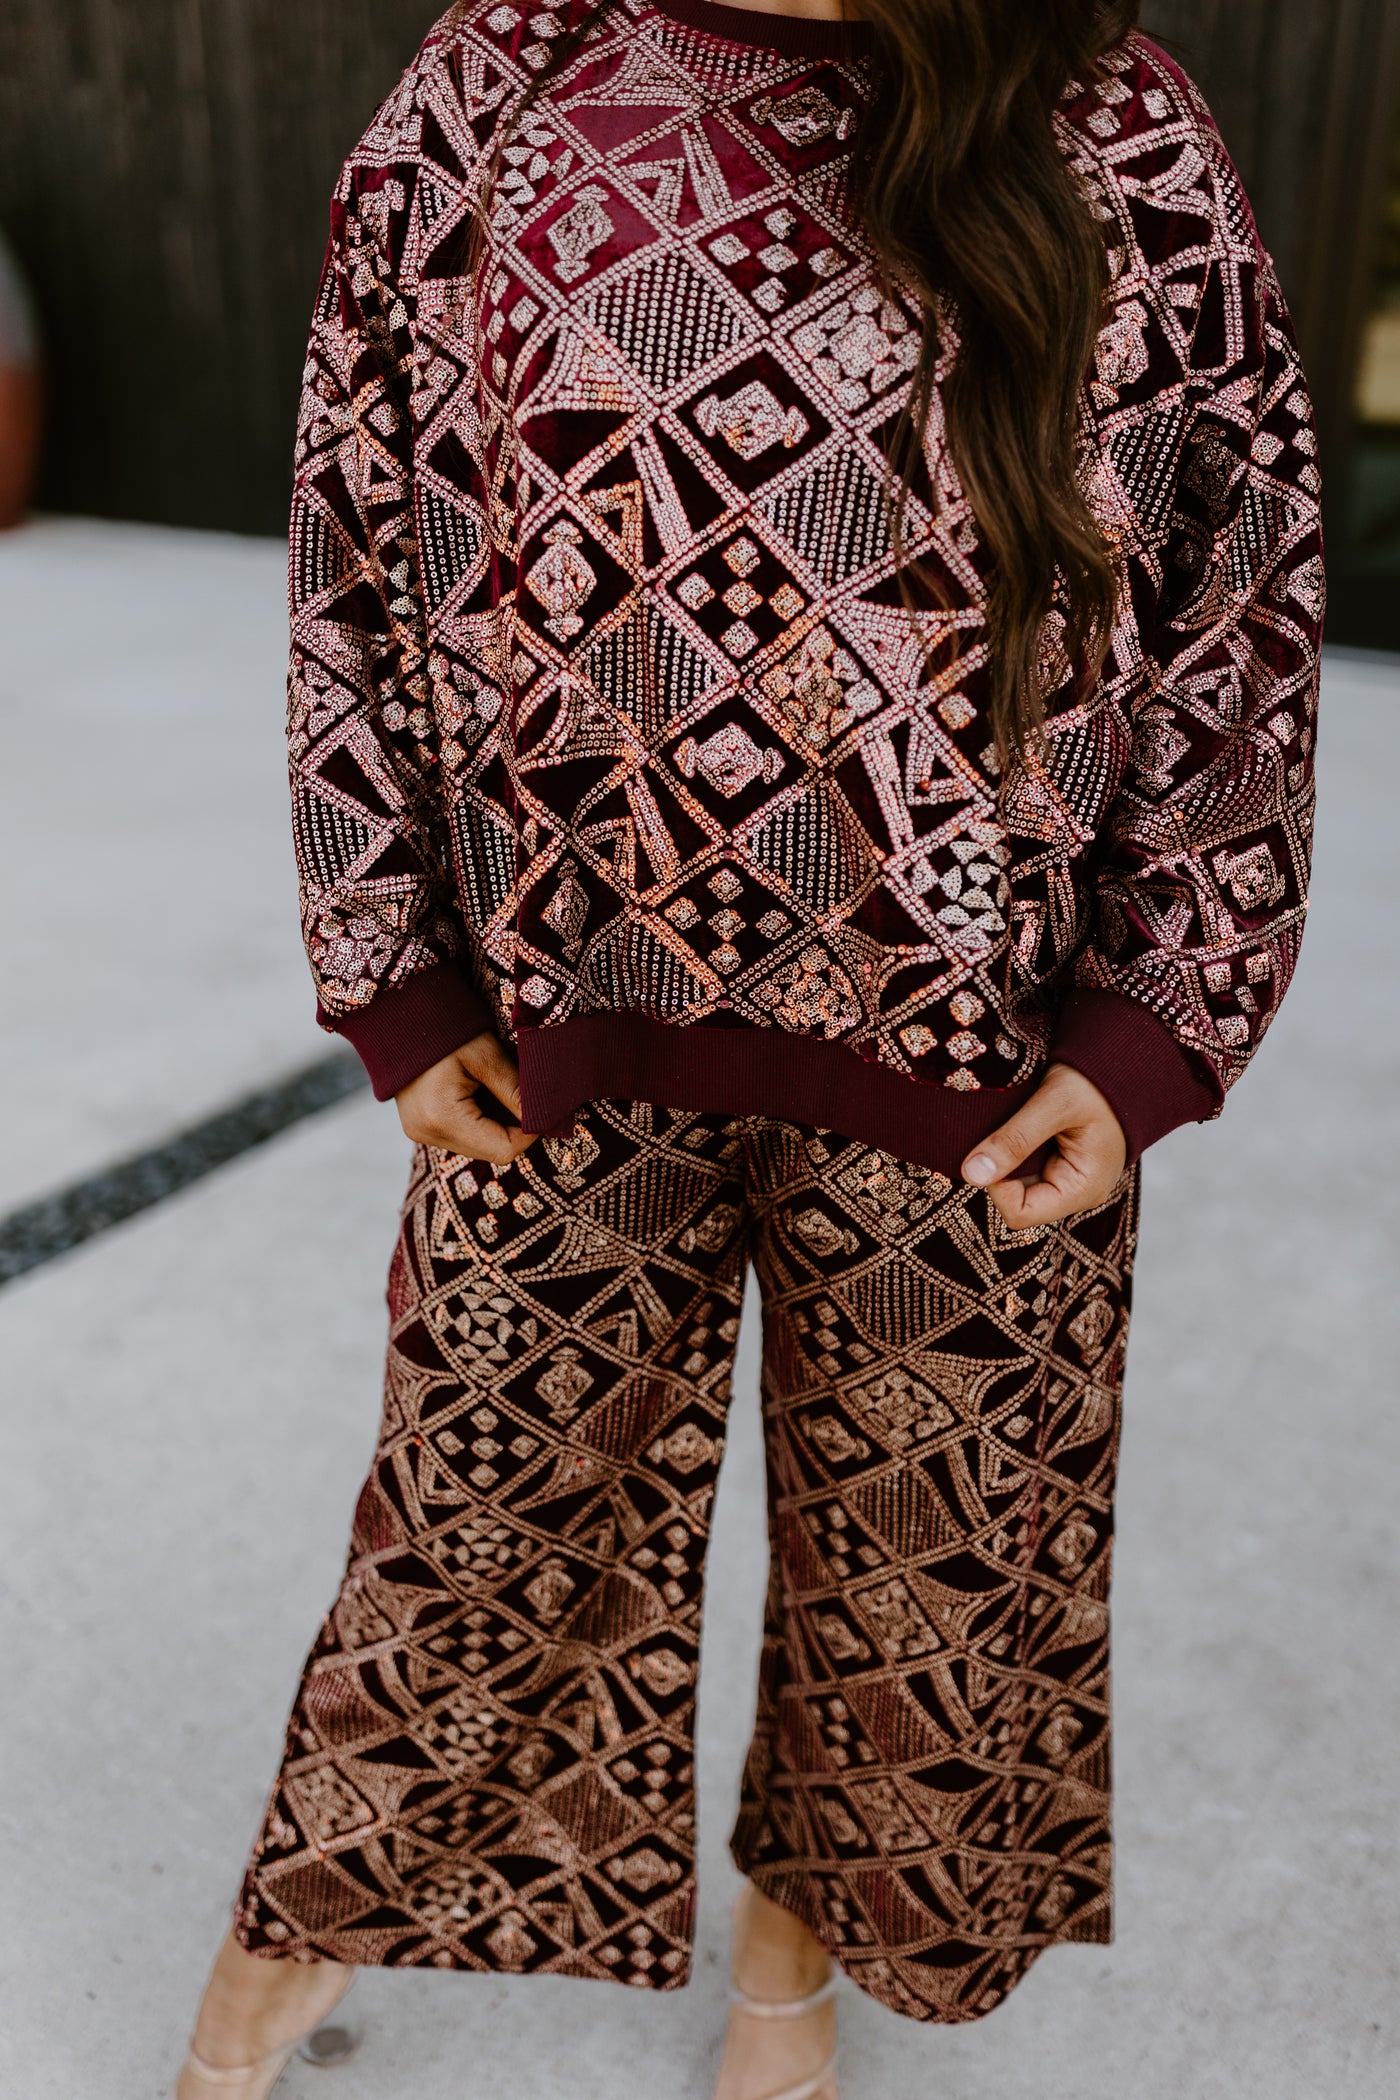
[726,1972,840,2100]
[176,1973,360,2098]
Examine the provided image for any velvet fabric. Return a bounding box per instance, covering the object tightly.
[290,0,1320,1162]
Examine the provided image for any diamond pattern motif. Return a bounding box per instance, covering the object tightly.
[287,6,1320,1122]
[239,1105,1140,2025]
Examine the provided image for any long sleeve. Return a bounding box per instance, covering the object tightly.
[288,160,493,1099]
[1050,77,1323,1159]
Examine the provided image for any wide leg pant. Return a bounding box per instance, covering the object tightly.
[237,1102,1139,2024]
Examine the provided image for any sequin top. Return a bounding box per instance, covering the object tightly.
[288,0,1323,1167]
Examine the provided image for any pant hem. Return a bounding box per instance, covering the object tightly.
[731,1842,1112,2027]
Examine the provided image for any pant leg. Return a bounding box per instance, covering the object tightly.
[237,1102,749,1982]
[732,1122,1140,2024]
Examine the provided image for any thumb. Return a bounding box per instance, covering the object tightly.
[962,1087,1066,1188]
[459,1030,525,1123]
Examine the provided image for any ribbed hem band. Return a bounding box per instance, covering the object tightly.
[518,1012,1045,1177]
[324,964,1218,1167]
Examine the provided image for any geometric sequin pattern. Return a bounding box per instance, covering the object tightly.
[289,3,1322,1113]
[237,1102,1139,2023]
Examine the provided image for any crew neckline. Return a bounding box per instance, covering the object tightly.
[648,0,872,62]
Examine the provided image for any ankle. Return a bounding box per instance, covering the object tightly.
[733,1882,831,1999]
[192,1935,343,2066]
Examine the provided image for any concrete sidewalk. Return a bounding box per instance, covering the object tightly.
[1,520,1396,2098]
[0,517,314,1213]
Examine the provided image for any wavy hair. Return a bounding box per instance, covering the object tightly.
[451,0,1142,757]
[859,0,1142,755]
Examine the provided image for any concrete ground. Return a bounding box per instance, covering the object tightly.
[0,516,307,1213]
[1,518,1397,2099]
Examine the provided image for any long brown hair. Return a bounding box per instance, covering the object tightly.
[857,0,1141,756]
[451,0,1141,757]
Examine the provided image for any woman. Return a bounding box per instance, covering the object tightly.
[178,0,1323,2092]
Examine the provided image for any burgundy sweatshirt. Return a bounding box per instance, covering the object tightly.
[290,0,1323,1171]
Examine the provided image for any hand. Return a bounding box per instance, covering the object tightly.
[961,1062,1126,1228]
[394,1031,535,1166]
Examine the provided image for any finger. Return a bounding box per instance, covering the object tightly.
[961,1078,1076,1189]
[986,1150,1113,1229]
[408,1099,535,1166]
[458,1030,526,1125]
[439,1121,535,1166]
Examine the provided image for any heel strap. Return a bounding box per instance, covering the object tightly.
[733,2056,838,2100]
[729,1973,837,2020]
[184,2043,293,2086]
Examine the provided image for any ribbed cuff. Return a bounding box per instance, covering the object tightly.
[1050,989,1220,1165]
[319,964,495,1101]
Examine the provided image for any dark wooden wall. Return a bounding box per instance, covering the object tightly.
[0,1,441,534]
[0,0,1397,536]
